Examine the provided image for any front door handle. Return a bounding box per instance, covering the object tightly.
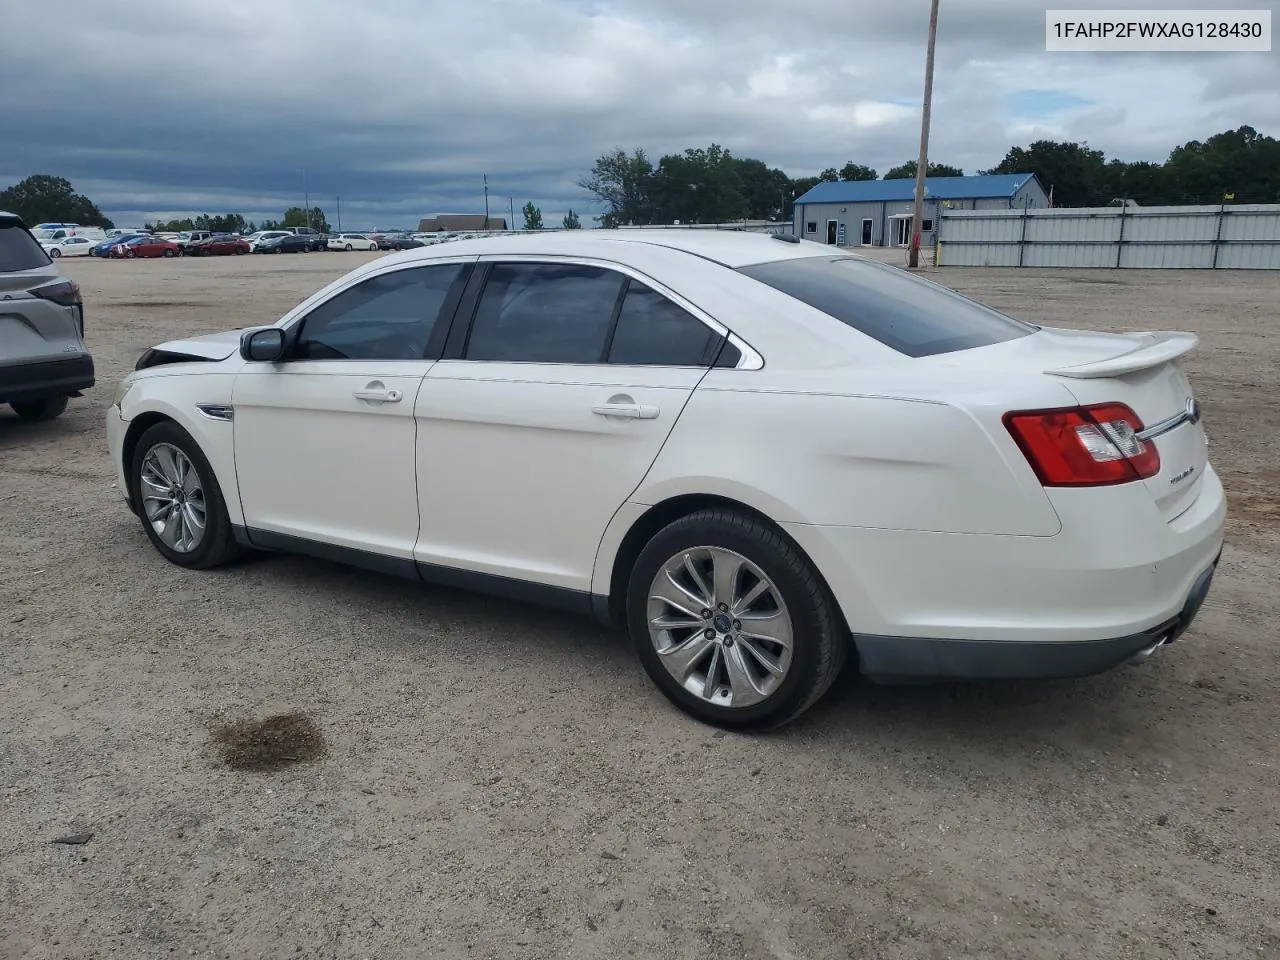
[352,382,402,403]
[592,401,660,420]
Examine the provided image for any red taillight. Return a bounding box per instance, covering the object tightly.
[1004,402,1160,487]
[30,279,82,308]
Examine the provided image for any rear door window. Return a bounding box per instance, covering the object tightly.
[464,262,626,363]
[606,281,719,366]
[738,255,1036,357]
[0,221,53,271]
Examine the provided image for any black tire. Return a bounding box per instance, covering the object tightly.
[130,420,242,570]
[344,243,352,251]
[236,247,247,255]
[10,396,69,421]
[49,248,62,258]
[627,508,847,730]
[163,249,175,258]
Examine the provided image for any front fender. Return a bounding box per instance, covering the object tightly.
[116,370,243,526]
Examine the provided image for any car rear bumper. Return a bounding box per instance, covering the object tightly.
[781,462,1226,676]
[0,354,95,404]
[853,553,1219,680]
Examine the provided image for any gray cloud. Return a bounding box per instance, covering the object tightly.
[1,0,1275,228]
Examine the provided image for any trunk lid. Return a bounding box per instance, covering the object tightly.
[944,327,1209,521]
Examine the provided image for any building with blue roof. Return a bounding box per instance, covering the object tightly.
[792,173,1046,248]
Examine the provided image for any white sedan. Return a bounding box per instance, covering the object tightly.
[327,233,379,251]
[41,236,96,258]
[104,230,1225,728]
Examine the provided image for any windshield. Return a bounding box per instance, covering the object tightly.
[737,255,1037,358]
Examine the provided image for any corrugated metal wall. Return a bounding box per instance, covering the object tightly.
[937,204,1280,269]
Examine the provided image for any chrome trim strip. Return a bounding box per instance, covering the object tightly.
[196,403,234,421]
[1136,398,1199,442]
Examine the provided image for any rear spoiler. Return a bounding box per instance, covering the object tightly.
[1044,332,1198,379]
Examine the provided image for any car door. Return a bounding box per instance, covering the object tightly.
[232,259,474,563]
[413,257,728,594]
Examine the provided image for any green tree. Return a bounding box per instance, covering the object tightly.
[578,147,655,227]
[522,201,544,230]
[649,144,749,224]
[280,206,330,232]
[1163,125,1280,203]
[838,162,878,181]
[562,209,582,229]
[984,141,1107,207]
[882,160,964,180]
[0,175,114,228]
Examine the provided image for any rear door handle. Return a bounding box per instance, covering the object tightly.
[353,383,402,403]
[592,402,659,420]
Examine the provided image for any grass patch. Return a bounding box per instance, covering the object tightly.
[212,712,326,771]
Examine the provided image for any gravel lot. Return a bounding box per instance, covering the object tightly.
[2,252,1277,960]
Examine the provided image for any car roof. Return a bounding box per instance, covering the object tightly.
[385,228,844,269]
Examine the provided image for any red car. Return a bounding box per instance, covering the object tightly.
[111,236,181,259]
[187,234,251,256]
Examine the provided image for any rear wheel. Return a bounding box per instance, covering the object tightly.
[49,248,62,258]
[10,396,68,421]
[628,508,847,729]
[130,421,241,570]
[163,249,175,258]
[344,243,352,251]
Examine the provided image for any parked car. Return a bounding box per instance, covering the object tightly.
[326,232,379,251]
[0,211,94,421]
[378,235,425,251]
[31,224,107,242]
[286,227,329,251]
[110,235,181,259]
[254,233,316,254]
[186,234,251,256]
[245,231,292,251]
[171,231,213,251]
[40,236,96,258]
[92,235,143,256]
[104,230,1225,729]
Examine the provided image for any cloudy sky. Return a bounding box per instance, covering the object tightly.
[1,0,1275,229]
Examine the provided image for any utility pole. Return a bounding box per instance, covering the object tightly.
[336,196,341,232]
[509,197,515,231]
[303,168,310,229]
[909,0,940,269]
[483,174,489,228]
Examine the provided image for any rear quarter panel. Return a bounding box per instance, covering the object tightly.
[629,371,1065,537]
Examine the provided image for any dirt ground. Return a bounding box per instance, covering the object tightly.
[2,251,1277,960]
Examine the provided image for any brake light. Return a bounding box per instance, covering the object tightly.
[1004,402,1160,486]
[30,279,82,308]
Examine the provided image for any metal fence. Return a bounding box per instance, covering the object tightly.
[936,203,1280,269]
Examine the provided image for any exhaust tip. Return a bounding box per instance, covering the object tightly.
[1128,635,1170,666]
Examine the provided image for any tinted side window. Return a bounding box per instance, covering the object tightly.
[295,263,465,360]
[607,282,717,366]
[0,222,53,272]
[465,262,625,363]
[737,256,1036,358]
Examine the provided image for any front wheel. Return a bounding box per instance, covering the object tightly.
[10,396,68,421]
[130,421,242,569]
[163,249,175,258]
[49,248,62,258]
[628,509,847,730]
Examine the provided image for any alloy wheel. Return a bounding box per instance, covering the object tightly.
[139,442,207,553]
[646,546,794,709]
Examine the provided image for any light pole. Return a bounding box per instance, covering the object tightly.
[335,196,341,232]
[303,168,310,229]
[483,174,489,227]
[909,0,940,269]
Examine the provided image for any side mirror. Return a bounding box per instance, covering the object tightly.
[240,327,287,362]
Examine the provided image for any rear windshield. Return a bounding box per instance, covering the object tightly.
[738,255,1037,357]
[0,221,53,272]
